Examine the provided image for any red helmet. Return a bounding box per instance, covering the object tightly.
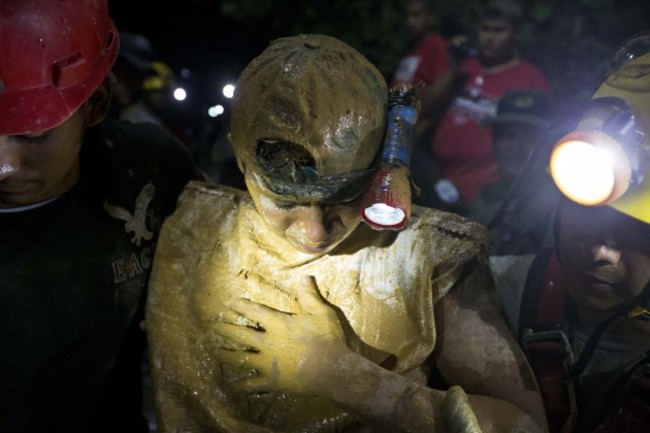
[0,0,119,134]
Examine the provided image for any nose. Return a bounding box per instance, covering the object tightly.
[0,137,22,182]
[299,205,329,242]
[585,235,622,266]
[290,204,338,247]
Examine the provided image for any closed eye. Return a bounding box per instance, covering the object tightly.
[273,200,297,210]
[15,132,49,144]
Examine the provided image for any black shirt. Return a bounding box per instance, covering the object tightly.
[0,118,204,432]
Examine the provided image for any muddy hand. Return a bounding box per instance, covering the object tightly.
[215,276,347,395]
[442,386,484,433]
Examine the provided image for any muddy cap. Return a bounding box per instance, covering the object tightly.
[230,34,387,202]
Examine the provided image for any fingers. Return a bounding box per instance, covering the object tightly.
[215,351,270,395]
[218,307,265,331]
[215,321,262,350]
[224,275,328,320]
[228,375,272,395]
[227,297,293,326]
[216,347,257,367]
[442,385,484,433]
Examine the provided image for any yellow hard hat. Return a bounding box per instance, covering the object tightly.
[142,61,175,91]
[549,32,650,224]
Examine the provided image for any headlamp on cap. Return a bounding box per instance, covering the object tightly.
[361,86,420,231]
[548,32,650,225]
[549,97,645,207]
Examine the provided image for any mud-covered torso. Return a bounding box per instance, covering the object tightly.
[147,181,488,432]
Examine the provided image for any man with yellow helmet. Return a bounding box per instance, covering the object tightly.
[492,32,650,433]
[120,60,178,128]
[145,34,548,433]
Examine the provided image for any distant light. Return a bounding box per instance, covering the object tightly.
[173,87,187,101]
[223,83,235,99]
[208,104,225,118]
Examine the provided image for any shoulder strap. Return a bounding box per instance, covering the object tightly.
[519,247,577,433]
[519,247,567,334]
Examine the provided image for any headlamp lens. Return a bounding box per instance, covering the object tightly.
[363,203,406,226]
[360,166,411,231]
[550,139,616,205]
[549,130,632,206]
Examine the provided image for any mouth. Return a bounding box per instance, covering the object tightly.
[289,235,343,254]
[294,241,334,254]
[582,271,623,293]
[0,182,33,195]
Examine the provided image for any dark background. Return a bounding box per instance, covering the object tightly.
[108,0,650,157]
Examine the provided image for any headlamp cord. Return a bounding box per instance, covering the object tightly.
[488,97,640,231]
[565,280,650,381]
[486,108,570,231]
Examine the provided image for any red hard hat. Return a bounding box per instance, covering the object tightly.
[0,0,119,135]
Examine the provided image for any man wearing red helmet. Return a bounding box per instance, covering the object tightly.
[0,1,204,432]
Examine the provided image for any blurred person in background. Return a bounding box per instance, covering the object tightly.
[0,1,204,431]
[468,89,560,255]
[120,60,201,160]
[391,0,454,212]
[390,0,450,93]
[414,0,551,213]
[120,60,177,129]
[109,32,156,118]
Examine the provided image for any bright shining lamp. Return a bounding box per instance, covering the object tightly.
[361,89,419,231]
[549,130,633,206]
[362,165,412,230]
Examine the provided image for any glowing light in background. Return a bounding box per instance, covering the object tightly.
[173,87,187,101]
[222,83,235,99]
[208,104,225,118]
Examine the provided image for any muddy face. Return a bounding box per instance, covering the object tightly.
[245,172,363,255]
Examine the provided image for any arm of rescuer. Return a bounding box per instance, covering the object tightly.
[215,263,549,433]
[414,35,471,146]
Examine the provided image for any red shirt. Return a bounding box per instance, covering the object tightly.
[431,57,551,203]
[391,34,450,90]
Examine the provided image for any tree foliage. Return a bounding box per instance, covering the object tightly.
[218,0,650,104]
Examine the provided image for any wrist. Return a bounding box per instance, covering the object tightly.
[298,340,351,396]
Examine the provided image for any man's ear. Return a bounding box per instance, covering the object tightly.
[227,132,246,174]
[84,78,112,127]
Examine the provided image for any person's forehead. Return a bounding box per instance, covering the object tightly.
[562,200,647,233]
[14,107,84,136]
